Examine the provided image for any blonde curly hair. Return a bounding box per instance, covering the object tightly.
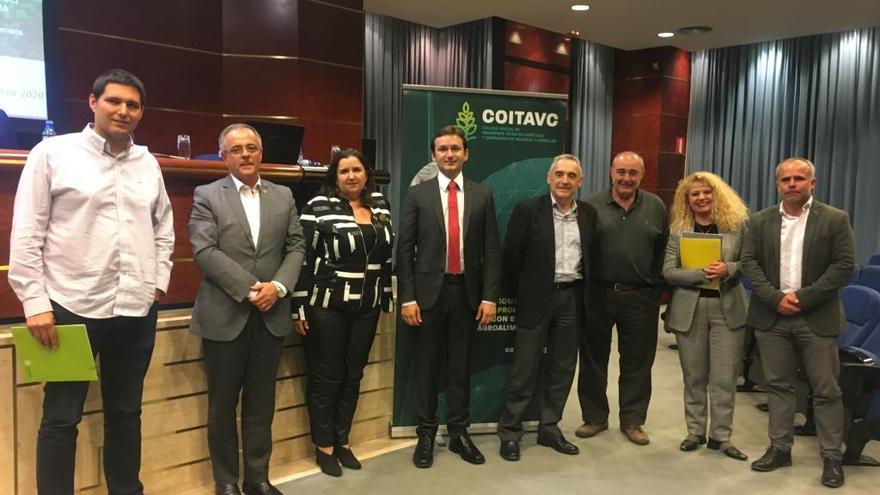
[670,171,749,234]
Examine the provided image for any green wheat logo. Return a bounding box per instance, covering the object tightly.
[456,102,478,140]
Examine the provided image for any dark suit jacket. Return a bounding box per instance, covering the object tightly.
[740,200,854,336]
[396,175,501,311]
[188,175,305,340]
[503,195,597,328]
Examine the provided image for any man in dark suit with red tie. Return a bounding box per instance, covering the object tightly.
[397,125,502,468]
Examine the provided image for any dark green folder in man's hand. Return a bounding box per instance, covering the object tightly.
[11,324,98,382]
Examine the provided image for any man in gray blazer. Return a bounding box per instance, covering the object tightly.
[397,125,501,469]
[189,123,305,495]
[741,157,854,488]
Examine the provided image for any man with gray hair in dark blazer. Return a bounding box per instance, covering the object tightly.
[741,157,854,489]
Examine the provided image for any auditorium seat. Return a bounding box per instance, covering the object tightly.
[795,285,880,437]
[868,254,880,266]
[839,327,880,466]
[839,285,880,348]
[857,265,880,293]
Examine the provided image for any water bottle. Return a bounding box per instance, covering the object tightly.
[41,120,56,141]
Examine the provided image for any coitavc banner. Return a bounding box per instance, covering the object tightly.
[392,85,568,436]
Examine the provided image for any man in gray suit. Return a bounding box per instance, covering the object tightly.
[397,125,501,469]
[189,123,305,495]
[741,157,854,488]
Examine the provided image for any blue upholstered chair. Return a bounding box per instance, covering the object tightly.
[857,265,880,293]
[0,109,17,149]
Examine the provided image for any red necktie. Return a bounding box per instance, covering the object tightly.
[447,181,461,274]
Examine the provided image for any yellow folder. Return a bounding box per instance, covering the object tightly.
[680,232,723,290]
[11,324,98,382]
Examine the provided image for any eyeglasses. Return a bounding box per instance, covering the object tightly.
[435,145,464,154]
[225,144,261,155]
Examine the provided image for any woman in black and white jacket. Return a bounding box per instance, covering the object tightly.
[293,148,394,477]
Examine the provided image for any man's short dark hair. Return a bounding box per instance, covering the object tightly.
[431,125,468,152]
[91,69,146,104]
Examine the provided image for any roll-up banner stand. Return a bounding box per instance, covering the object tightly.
[392,85,568,437]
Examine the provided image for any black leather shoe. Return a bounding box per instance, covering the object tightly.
[449,433,486,464]
[680,435,706,451]
[413,433,434,468]
[751,446,792,472]
[537,434,579,455]
[821,458,845,488]
[242,482,283,495]
[499,440,520,461]
[216,484,242,495]
[316,448,342,477]
[707,438,748,461]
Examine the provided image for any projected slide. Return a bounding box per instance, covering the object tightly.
[0,0,46,120]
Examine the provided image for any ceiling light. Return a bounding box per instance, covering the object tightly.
[657,32,675,38]
[570,29,581,36]
[677,25,713,35]
[570,4,590,11]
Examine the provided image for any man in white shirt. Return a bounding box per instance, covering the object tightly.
[9,68,174,495]
[188,123,305,495]
[741,157,854,488]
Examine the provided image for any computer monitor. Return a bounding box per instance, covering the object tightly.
[244,120,305,165]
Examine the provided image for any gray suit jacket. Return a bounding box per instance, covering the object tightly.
[188,175,305,340]
[396,176,501,311]
[663,225,749,333]
[740,200,854,336]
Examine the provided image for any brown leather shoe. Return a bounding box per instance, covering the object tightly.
[575,422,609,438]
[620,425,650,445]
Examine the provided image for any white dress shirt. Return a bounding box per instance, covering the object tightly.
[230,174,262,247]
[229,174,287,298]
[9,125,174,318]
[779,197,813,293]
[550,195,582,283]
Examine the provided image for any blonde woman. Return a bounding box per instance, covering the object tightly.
[663,171,750,460]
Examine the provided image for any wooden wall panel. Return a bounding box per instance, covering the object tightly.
[610,46,691,203]
[0,346,14,495]
[503,63,569,94]
[221,58,362,122]
[57,31,222,116]
[504,22,571,68]
[52,1,363,164]
[58,0,221,51]
[0,167,15,263]
[297,0,363,67]
[222,0,300,55]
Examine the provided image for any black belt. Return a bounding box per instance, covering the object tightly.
[552,280,583,290]
[444,273,465,284]
[601,282,645,292]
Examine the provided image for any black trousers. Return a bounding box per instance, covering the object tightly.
[304,305,380,447]
[38,301,157,495]
[578,285,660,427]
[498,286,581,441]
[415,277,476,438]
[202,311,283,485]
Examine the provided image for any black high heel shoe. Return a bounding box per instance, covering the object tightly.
[316,448,342,477]
[335,445,362,470]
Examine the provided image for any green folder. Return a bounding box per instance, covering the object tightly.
[11,324,98,382]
